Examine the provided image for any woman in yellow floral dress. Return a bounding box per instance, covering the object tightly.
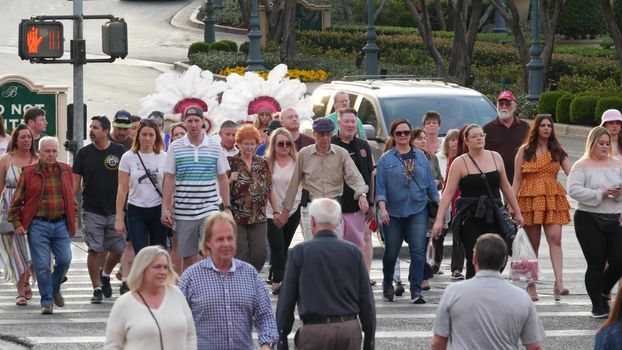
[513,115,571,301]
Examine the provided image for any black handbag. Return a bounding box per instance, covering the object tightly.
[467,154,518,255]
[589,212,620,232]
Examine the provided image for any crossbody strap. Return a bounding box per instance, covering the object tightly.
[394,151,432,200]
[466,153,498,205]
[137,291,164,350]
[137,152,162,198]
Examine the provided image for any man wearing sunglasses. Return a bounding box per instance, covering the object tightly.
[279,117,368,240]
[483,90,529,185]
[109,110,133,151]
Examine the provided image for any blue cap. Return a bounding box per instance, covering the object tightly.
[113,110,132,128]
[312,117,335,133]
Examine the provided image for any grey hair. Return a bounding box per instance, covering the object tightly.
[38,136,59,151]
[333,91,349,102]
[309,198,341,227]
[127,246,178,292]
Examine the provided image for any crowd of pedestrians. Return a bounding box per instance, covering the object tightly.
[1,87,622,349]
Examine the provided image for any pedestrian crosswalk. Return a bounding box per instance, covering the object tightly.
[0,224,612,349]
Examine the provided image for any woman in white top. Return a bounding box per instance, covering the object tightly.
[600,109,622,161]
[115,119,168,254]
[265,128,301,294]
[104,246,196,350]
[567,126,622,319]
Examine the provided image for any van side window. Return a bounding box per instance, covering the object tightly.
[313,94,331,118]
[329,93,357,113]
[358,97,379,135]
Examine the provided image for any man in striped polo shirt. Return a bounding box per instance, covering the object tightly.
[161,106,231,272]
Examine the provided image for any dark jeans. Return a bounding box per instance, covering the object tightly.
[127,204,168,254]
[267,208,301,283]
[460,216,500,279]
[450,237,465,273]
[574,210,622,311]
[382,210,428,296]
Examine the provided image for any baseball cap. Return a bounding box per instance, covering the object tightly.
[312,117,335,133]
[266,120,282,136]
[600,109,622,126]
[182,106,205,121]
[113,110,132,128]
[497,90,516,102]
[91,115,111,131]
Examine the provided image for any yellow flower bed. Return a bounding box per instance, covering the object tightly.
[218,66,328,82]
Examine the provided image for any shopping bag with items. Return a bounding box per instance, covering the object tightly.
[509,230,539,284]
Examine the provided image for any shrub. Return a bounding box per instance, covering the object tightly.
[570,95,599,125]
[537,91,568,119]
[187,42,211,60]
[555,93,574,123]
[595,97,622,124]
[557,0,605,39]
[558,75,620,93]
[239,41,249,53]
[211,0,246,27]
[210,40,237,52]
[218,40,238,52]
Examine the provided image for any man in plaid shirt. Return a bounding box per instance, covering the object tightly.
[8,137,77,315]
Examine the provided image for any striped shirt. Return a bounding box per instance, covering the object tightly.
[164,135,229,220]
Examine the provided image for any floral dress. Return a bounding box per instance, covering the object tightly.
[0,161,30,283]
[517,152,571,226]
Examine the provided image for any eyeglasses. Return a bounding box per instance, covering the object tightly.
[277,141,292,148]
[468,133,487,139]
[394,130,411,137]
[498,100,512,107]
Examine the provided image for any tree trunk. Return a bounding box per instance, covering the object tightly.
[434,0,446,31]
[540,0,562,87]
[404,0,447,76]
[448,0,481,86]
[342,0,354,23]
[602,0,622,83]
[238,0,251,27]
[479,3,494,30]
[280,0,298,59]
[446,0,454,31]
[491,0,530,92]
[262,0,284,41]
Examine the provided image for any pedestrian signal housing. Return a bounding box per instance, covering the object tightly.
[18,20,64,60]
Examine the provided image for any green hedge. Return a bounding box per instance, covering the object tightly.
[556,93,574,124]
[187,42,211,60]
[570,95,599,124]
[210,40,238,52]
[557,0,605,39]
[595,97,622,124]
[538,91,568,119]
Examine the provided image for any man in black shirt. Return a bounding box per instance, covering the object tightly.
[331,108,373,250]
[276,198,376,350]
[73,116,126,304]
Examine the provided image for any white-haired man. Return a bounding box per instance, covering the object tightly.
[276,198,376,350]
[9,137,76,314]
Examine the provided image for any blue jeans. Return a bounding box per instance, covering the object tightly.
[127,204,169,254]
[27,218,72,306]
[382,210,428,296]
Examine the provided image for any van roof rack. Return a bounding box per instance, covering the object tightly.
[340,75,447,81]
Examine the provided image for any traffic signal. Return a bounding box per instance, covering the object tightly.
[102,19,127,59]
[18,20,64,60]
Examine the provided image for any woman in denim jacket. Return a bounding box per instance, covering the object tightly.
[376,119,439,304]
[595,280,622,349]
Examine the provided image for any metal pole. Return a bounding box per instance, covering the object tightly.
[203,0,216,44]
[526,0,544,102]
[362,0,379,77]
[246,0,265,71]
[493,8,508,33]
[73,0,84,152]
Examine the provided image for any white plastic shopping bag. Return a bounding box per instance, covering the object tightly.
[509,230,539,284]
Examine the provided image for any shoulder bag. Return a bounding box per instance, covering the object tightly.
[137,291,164,350]
[467,153,518,255]
[589,212,620,232]
[404,151,438,220]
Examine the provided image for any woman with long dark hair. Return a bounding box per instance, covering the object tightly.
[568,126,622,319]
[0,124,38,306]
[512,115,571,301]
[376,119,439,304]
[432,124,524,279]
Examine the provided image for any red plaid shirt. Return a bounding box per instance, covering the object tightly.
[35,162,65,219]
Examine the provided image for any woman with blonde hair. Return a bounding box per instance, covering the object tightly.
[568,126,622,319]
[104,246,196,349]
[265,127,300,294]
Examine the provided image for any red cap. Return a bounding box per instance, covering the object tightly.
[497,90,516,102]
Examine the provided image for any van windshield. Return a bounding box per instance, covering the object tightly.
[379,95,498,136]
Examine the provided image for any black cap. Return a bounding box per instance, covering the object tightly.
[182,106,204,121]
[267,120,282,136]
[113,110,132,129]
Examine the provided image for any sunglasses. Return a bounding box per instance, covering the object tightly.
[394,130,411,137]
[498,100,512,107]
[277,141,292,148]
[140,119,159,127]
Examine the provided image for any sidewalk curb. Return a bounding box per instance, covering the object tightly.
[190,8,250,35]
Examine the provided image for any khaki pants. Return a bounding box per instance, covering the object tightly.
[235,222,267,272]
[295,319,361,350]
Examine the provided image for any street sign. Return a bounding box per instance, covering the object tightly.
[18,20,64,59]
[0,76,69,161]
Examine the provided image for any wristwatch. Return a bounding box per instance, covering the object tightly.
[224,205,232,210]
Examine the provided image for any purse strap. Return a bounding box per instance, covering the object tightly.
[137,152,162,198]
[394,150,432,201]
[466,152,499,206]
[137,291,164,350]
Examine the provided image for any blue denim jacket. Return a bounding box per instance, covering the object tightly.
[595,323,622,350]
[375,148,439,218]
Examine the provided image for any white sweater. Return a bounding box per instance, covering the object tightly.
[567,166,622,214]
[104,285,197,350]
